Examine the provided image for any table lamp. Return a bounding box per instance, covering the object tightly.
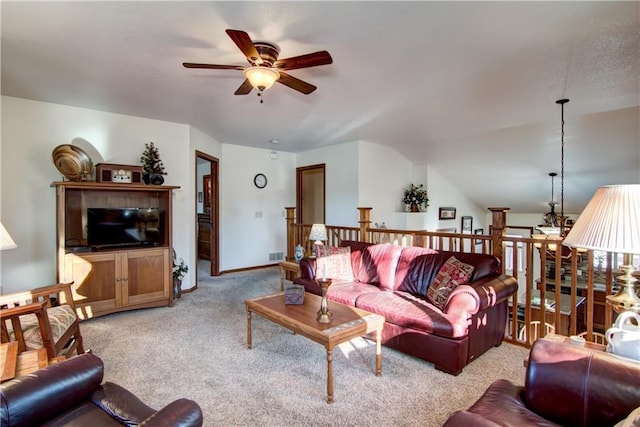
[1,222,17,250]
[308,224,328,258]
[562,185,640,313]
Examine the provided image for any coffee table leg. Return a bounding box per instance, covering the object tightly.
[326,348,334,403]
[376,328,382,376]
[246,309,252,349]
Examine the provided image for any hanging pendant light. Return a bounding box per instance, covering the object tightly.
[556,98,569,236]
[543,172,559,228]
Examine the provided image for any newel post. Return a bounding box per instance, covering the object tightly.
[488,207,510,275]
[357,207,373,243]
[285,207,296,261]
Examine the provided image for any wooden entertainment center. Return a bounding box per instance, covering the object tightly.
[53,181,179,319]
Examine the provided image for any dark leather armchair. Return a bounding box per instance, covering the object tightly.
[443,338,640,426]
[0,352,203,426]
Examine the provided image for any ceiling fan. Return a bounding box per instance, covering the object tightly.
[183,29,333,100]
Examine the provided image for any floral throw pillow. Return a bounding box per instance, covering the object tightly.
[316,246,354,282]
[426,256,475,310]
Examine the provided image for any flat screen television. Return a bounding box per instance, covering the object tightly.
[86,207,162,249]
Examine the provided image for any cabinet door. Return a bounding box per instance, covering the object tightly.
[64,252,118,319]
[125,248,170,306]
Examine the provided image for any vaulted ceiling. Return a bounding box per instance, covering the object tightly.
[2,1,638,213]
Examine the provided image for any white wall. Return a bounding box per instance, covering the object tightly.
[297,142,359,225]
[0,96,295,293]
[219,144,295,270]
[358,141,413,227]
[2,95,545,294]
[0,96,190,293]
[423,166,486,233]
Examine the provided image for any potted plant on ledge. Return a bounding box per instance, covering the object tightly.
[403,183,429,212]
[173,249,189,299]
[140,141,167,185]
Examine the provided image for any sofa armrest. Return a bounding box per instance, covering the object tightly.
[298,257,316,279]
[293,258,323,295]
[139,399,204,427]
[525,338,640,426]
[91,381,155,423]
[0,352,103,426]
[445,274,518,316]
[92,382,203,427]
[443,410,502,427]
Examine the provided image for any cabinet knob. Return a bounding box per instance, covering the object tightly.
[116,278,121,282]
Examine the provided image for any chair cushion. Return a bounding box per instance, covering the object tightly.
[426,256,474,310]
[7,305,77,354]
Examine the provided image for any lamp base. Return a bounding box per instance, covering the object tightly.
[606,264,640,314]
[313,241,325,258]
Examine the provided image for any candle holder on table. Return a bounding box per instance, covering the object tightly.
[316,278,333,323]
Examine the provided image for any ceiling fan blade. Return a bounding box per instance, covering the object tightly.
[183,63,245,71]
[225,29,263,65]
[234,79,254,95]
[274,51,333,71]
[277,72,317,94]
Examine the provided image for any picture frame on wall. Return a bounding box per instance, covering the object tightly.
[439,207,456,220]
[474,228,484,245]
[461,216,473,234]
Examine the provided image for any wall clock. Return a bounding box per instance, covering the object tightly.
[254,173,267,189]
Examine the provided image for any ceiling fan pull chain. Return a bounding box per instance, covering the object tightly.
[258,91,264,104]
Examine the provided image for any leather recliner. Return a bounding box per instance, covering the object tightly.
[443,338,640,426]
[0,352,203,427]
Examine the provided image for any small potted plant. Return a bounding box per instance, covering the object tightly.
[140,142,167,185]
[403,183,429,212]
[173,249,189,298]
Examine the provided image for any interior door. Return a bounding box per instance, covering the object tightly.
[296,164,325,224]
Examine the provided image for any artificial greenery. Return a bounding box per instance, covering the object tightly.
[140,142,167,175]
[173,249,189,281]
[403,183,429,208]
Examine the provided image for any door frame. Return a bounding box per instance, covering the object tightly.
[195,151,220,285]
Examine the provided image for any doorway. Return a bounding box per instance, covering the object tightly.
[195,151,219,287]
[296,164,325,224]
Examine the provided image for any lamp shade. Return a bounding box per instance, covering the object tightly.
[308,224,328,242]
[0,222,17,250]
[243,66,280,91]
[563,184,640,254]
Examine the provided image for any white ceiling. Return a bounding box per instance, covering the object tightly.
[2,1,639,214]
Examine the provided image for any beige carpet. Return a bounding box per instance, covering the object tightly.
[80,266,528,426]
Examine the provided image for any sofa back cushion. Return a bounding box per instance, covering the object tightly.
[393,246,440,295]
[340,241,401,290]
[339,241,500,295]
[444,252,500,281]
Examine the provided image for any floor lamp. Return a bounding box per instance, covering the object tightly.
[563,185,640,314]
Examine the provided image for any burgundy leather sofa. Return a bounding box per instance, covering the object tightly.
[443,338,640,426]
[293,240,518,375]
[0,352,203,426]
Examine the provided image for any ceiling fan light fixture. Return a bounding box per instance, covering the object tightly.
[244,66,280,91]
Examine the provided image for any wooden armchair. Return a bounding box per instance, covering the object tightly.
[0,282,84,360]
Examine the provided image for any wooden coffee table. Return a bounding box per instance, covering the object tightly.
[245,292,385,403]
